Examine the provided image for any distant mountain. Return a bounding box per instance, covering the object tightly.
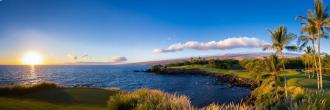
[128,52,300,65]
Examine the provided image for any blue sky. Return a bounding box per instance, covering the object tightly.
[0,0,330,64]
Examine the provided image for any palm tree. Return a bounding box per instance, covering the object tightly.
[264,54,282,98]
[299,0,330,89]
[263,26,297,97]
[303,46,313,78]
[296,19,320,87]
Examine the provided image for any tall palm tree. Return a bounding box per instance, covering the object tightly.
[299,0,330,89]
[265,54,282,98]
[296,17,320,88]
[303,46,313,78]
[263,26,297,97]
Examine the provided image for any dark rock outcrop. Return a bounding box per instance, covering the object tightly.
[143,68,261,90]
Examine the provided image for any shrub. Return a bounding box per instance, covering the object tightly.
[207,59,241,69]
[284,58,304,69]
[107,89,194,110]
[251,78,282,109]
[149,65,167,73]
[291,90,330,110]
[108,89,258,110]
[202,103,254,110]
[271,89,330,110]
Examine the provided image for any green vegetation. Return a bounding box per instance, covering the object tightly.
[169,63,330,109]
[0,98,105,110]
[0,83,257,110]
[202,103,254,110]
[108,89,193,110]
[297,0,330,90]
[272,89,330,110]
[262,25,297,97]
[167,58,242,70]
[0,83,118,110]
[172,64,251,79]
[107,88,258,110]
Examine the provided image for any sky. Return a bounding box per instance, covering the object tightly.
[0,0,330,65]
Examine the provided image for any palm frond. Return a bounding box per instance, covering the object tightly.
[321,32,329,39]
[307,9,314,18]
[285,46,298,51]
[262,44,274,51]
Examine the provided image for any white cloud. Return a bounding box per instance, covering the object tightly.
[110,56,127,63]
[67,54,89,61]
[153,37,267,53]
[67,54,78,60]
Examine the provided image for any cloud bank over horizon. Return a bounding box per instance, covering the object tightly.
[153,37,267,53]
[66,54,127,64]
[67,54,89,61]
[110,56,127,63]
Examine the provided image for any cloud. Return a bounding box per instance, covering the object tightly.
[67,54,88,61]
[110,56,127,63]
[153,37,267,53]
[67,54,78,60]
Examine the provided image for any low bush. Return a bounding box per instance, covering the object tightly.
[107,89,194,110]
[272,90,329,110]
[201,103,254,110]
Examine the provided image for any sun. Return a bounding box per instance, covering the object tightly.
[22,51,44,65]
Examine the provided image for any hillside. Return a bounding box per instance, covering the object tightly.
[128,52,300,65]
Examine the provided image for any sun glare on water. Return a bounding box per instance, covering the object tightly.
[22,51,44,65]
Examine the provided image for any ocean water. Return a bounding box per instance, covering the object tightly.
[0,65,250,107]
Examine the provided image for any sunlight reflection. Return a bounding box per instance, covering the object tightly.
[26,65,41,85]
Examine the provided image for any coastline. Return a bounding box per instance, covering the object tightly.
[141,67,262,104]
[143,68,261,90]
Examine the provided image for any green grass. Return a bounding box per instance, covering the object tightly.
[171,65,252,79]
[172,65,330,89]
[0,83,119,110]
[173,65,330,109]
[0,97,106,110]
[282,70,330,89]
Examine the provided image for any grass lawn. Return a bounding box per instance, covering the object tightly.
[0,85,119,110]
[172,65,330,89]
[171,65,252,79]
[284,69,330,89]
[0,97,106,110]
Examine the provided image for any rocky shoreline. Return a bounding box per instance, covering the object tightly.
[142,68,261,90]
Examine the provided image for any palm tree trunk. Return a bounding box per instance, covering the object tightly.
[307,55,310,78]
[274,73,279,99]
[309,57,311,78]
[305,56,308,76]
[306,56,308,77]
[318,31,323,90]
[304,56,307,75]
[312,39,319,88]
[281,52,288,97]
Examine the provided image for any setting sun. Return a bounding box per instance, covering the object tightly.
[22,51,44,65]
